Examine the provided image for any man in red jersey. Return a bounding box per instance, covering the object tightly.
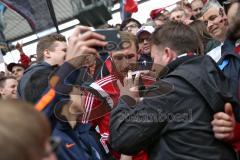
[81,31,156,160]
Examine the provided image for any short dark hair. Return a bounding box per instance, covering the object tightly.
[120,18,141,31]
[36,33,66,62]
[0,76,16,88]
[151,22,203,55]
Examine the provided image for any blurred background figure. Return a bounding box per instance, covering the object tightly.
[150,8,169,28]
[190,20,221,53]
[137,25,154,70]
[0,100,56,160]
[169,7,191,24]
[120,18,141,35]
[191,0,204,19]
[7,63,25,81]
[0,76,18,99]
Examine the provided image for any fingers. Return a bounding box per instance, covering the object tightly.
[80,31,106,41]
[133,71,140,86]
[213,112,231,121]
[211,110,235,141]
[211,118,234,128]
[70,26,91,38]
[117,80,123,90]
[224,102,235,118]
[214,133,233,140]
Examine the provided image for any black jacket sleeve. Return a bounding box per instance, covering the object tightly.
[109,80,174,155]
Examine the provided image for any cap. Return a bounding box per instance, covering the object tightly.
[150,8,165,20]
[7,63,25,72]
[136,26,155,38]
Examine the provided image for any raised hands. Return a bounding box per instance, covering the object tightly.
[66,26,107,67]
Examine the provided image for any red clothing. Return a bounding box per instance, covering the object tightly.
[81,74,155,160]
[19,53,30,69]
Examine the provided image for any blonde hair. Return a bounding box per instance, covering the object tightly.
[0,100,51,160]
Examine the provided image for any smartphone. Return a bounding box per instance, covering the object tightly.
[94,28,122,53]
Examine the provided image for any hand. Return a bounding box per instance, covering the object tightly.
[211,103,236,141]
[66,26,107,67]
[120,155,132,160]
[117,70,141,100]
[15,42,23,53]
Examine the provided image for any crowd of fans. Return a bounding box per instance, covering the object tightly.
[0,0,240,159]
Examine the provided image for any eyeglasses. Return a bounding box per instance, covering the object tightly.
[123,24,138,31]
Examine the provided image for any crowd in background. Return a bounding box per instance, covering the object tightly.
[0,0,240,159]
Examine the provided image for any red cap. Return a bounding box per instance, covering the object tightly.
[150,8,165,20]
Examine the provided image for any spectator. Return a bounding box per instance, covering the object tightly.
[35,26,110,160]
[176,0,193,20]
[200,0,229,62]
[81,31,155,160]
[136,26,154,70]
[201,0,228,42]
[0,76,18,99]
[150,8,169,28]
[7,63,25,81]
[169,8,190,24]
[15,42,30,69]
[211,0,240,153]
[190,20,221,53]
[120,18,141,35]
[109,22,236,159]
[0,100,55,160]
[17,33,67,103]
[191,0,204,19]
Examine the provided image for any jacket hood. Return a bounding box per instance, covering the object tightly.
[167,55,235,113]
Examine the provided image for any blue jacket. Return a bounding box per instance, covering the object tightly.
[218,39,240,121]
[53,121,104,160]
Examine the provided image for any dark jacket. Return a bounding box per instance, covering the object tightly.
[53,121,109,160]
[218,39,240,121]
[110,55,237,160]
[17,62,57,103]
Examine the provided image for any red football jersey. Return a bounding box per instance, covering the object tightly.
[81,74,155,160]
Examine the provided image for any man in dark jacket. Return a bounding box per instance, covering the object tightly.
[109,22,237,159]
[17,33,67,103]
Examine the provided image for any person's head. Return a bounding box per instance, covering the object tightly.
[151,22,202,68]
[7,63,25,81]
[120,18,141,35]
[150,8,169,28]
[223,0,240,25]
[0,76,18,99]
[170,8,188,23]
[225,0,240,41]
[37,33,67,66]
[191,0,204,18]
[137,26,155,55]
[201,0,228,42]
[190,20,213,51]
[0,100,54,160]
[111,31,139,78]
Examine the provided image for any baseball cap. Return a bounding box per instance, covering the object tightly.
[7,63,25,72]
[150,8,165,20]
[136,26,155,38]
